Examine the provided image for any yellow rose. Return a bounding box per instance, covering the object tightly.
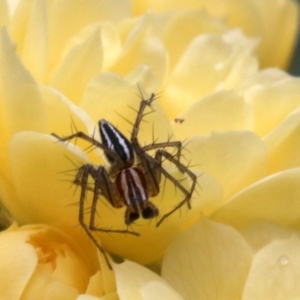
[0,0,299,297]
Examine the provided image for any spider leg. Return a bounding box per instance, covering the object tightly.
[52,131,123,170]
[77,164,112,268]
[149,149,197,227]
[89,167,139,236]
[131,93,156,142]
[142,140,182,161]
[76,164,139,269]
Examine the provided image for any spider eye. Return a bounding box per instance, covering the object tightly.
[99,120,134,165]
[142,205,159,219]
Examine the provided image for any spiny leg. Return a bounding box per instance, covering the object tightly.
[77,164,139,270]
[89,167,139,236]
[142,140,182,161]
[147,149,197,226]
[131,93,156,142]
[77,164,112,268]
[52,131,122,166]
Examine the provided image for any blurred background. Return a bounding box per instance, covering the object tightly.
[289,0,300,74]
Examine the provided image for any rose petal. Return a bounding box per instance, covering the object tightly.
[242,235,300,299]
[133,0,298,68]
[237,70,300,137]
[0,0,9,28]
[163,29,257,118]
[0,27,46,134]
[0,226,38,299]
[162,217,253,300]
[264,109,300,173]
[51,25,103,104]
[7,131,88,225]
[21,265,79,300]
[19,0,48,81]
[48,0,130,72]
[239,220,292,252]
[185,131,267,200]
[125,65,160,93]
[77,295,118,300]
[85,271,105,297]
[109,13,168,86]
[161,9,227,68]
[212,168,300,229]
[249,0,299,69]
[172,90,253,139]
[81,73,173,146]
[140,282,184,300]
[113,260,180,300]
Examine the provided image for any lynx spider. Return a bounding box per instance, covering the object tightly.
[53,93,197,266]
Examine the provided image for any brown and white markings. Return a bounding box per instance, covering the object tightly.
[52,93,197,267]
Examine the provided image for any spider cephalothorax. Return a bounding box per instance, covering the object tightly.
[53,93,197,265]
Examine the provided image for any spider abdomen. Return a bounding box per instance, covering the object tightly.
[116,167,148,206]
[116,167,159,224]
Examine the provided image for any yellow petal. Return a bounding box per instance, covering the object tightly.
[133,0,298,69]
[242,235,300,299]
[0,0,9,29]
[7,131,88,225]
[48,0,130,73]
[161,9,227,68]
[185,131,267,200]
[51,25,103,104]
[113,260,181,300]
[237,69,300,137]
[0,227,38,299]
[162,217,253,300]
[85,271,105,297]
[164,30,257,118]
[77,293,119,300]
[172,90,253,139]
[81,73,173,146]
[212,168,300,229]
[264,110,300,174]
[0,27,46,134]
[64,22,121,70]
[125,65,160,93]
[250,0,299,69]
[21,264,79,300]
[20,0,48,81]
[239,220,292,252]
[109,13,168,86]
[141,282,184,300]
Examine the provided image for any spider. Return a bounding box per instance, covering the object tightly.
[53,93,197,266]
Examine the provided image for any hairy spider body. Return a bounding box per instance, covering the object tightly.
[99,119,159,224]
[52,93,197,266]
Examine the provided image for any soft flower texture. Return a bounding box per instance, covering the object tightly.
[0,0,300,299]
[0,223,181,300]
[0,223,114,299]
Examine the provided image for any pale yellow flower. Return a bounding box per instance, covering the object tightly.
[0,0,299,298]
[0,223,184,300]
